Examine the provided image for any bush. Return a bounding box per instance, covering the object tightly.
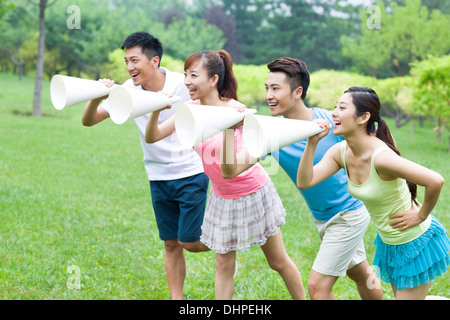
[307,70,377,110]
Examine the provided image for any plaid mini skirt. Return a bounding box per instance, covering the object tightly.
[200,179,286,254]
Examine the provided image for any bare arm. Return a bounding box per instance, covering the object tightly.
[81,79,113,126]
[221,127,259,179]
[81,97,110,126]
[375,151,445,230]
[144,110,175,143]
[297,120,342,189]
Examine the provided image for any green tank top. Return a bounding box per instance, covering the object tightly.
[340,141,431,245]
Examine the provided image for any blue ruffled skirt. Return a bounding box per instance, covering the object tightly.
[373,216,450,290]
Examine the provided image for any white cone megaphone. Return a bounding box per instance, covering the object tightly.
[50,75,117,110]
[175,104,257,148]
[243,114,325,158]
[108,86,181,124]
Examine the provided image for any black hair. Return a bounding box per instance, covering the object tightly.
[121,32,163,66]
[267,57,310,100]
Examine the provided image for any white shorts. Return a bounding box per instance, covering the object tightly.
[312,206,370,277]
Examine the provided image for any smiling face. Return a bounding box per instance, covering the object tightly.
[332,92,359,135]
[265,72,301,117]
[184,59,218,101]
[124,46,159,87]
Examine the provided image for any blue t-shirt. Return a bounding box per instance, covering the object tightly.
[270,108,364,221]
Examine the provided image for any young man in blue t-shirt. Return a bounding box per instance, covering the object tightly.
[265,58,383,299]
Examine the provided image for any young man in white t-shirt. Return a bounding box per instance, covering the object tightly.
[82,32,209,300]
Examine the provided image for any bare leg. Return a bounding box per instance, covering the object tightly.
[346,260,383,300]
[164,239,185,300]
[307,269,338,300]
[261,230,306,300]
[392,282,430,300]
[178,240,210,252]
[215,251,236,300]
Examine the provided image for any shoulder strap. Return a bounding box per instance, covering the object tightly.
[339,141,348,171]
[371,146,393,167]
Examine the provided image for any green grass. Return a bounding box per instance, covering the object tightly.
[0,73,448,300]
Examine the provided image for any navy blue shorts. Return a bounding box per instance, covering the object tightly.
[149,172,209,243]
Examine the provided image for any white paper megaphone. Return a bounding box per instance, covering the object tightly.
[50,75,117,110]
[243,114,325,158]
[174,104,257,148]
[107,86,181,124]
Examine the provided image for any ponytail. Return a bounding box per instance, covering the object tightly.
[376,118,419,206]
[345,87,419,206]
[375,118,396,153]
[217,50,238,100]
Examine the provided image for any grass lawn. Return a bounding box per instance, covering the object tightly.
[0,73,448,300]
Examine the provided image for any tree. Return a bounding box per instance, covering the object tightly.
[220,0,269,64]
[341,0,450,78]
[411,54,450,148]
[307,70,377,110]
[0,4,35,80]
[32,0,56,117]
[45,0,137,79]
[234,63,268,107]
[42,0,225,77]
[374,76,418,128]
[160,16,226,61]
[203,4,242,61]
[0,0,15,20]
[260,0,359,71]
[220,0,360,69]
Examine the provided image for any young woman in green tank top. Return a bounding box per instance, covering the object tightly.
[297,86,449,300]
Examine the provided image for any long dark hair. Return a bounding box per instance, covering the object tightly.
[344,86,419,206]
[184,50,238,101]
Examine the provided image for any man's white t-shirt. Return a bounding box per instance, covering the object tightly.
[102,67,204,181]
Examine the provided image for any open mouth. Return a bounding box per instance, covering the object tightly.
[131,72,140,79]
[334,121,341,127]
[187,88,197,96]
[267,102,278,110]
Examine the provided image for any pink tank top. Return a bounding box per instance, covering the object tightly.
[190,99,268,199]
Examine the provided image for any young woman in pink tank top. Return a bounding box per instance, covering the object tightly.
[145,49,305,300]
